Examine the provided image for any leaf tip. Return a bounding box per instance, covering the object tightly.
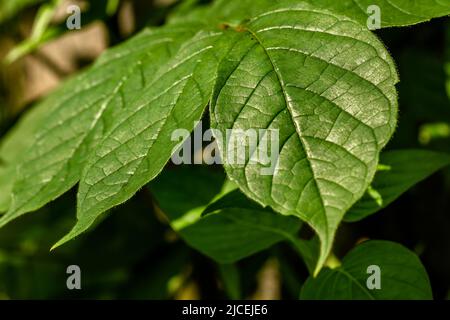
[50,237,69,251]
[313,256,326,277]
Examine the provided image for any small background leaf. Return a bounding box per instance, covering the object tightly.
[346,149,450,221]
[150,166,303,264]
[300,240,433,300]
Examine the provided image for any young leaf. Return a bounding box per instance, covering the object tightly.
[150,166,303,264]
[53,30,233,247]
[300,240,433,300]
[0,22,203,229]
[346,149,450,222]
[210,3,398,275]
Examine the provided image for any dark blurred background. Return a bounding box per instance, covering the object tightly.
[0,0,449,299]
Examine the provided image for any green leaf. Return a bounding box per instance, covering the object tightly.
[303,0,450,28]
[152,167,233,229]
[346,149,450,222]
[195,192,302,264]
[209,0,450,28]
[0,22,204,229]
[218,263,242,300]
[0,87,60,165]
[0,166,13,212]
[53,30,233,247]
[205,0,279,23]
[0,83,65,213]
[149,166,303,264]
[210,3,398,275]
[300,240,433,300]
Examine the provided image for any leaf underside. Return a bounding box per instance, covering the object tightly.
[210,4,398,274]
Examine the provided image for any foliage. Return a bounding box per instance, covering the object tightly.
[0,0,449,300]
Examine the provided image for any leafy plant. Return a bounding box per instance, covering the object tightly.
[1,0,450,300]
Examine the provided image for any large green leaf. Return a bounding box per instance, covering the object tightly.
[53,30,233,247]
[300,240,433,300]
[210,3,398,274]
[0,96,57,166]
[0,75,76,213]
[0,22,204,229]
[150,166,305,264]
[208,0,450,28]
[303,0,450,28]
[0,166,13,212]
[346,149,450,222]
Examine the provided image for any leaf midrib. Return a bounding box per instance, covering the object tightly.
[242,25,330,243]
[334,267,376,300]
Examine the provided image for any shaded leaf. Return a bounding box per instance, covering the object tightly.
[346,149,450,222]
[150,166,303,264]
[218,263,242,300]
[300,240,433,300]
